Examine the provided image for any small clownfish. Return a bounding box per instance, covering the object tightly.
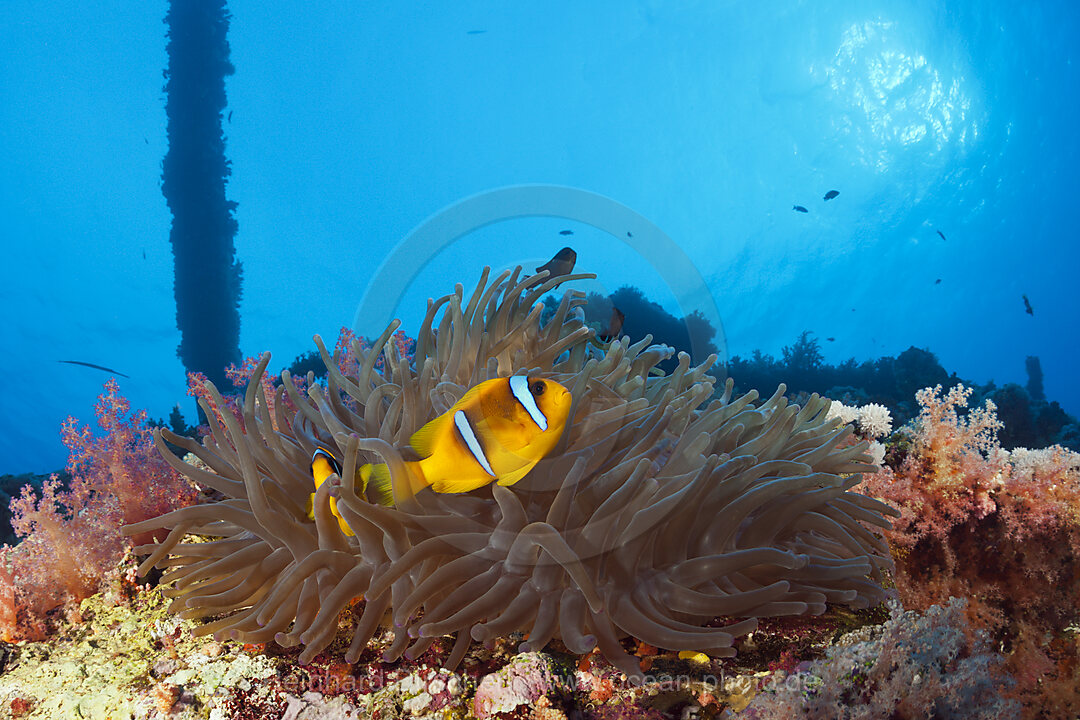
[308,445,357,536]
[361,376,573,505]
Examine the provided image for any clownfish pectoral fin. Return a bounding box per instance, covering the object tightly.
[494,460,539,488]
[428,474,495,494]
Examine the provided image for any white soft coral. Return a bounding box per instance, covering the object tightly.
[827,399,893,439]
[856,403,893,439]
[827,400,858,425]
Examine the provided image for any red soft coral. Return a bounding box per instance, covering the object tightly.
[859,384,1080,718]
[0,380,198,641]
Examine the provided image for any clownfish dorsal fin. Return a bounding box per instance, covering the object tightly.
[409,381,488,457]
[409,413,448,457]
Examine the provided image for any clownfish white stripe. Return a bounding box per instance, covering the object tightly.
[453,410,496,477]
[509,375,548,431]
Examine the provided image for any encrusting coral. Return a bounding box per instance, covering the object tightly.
[125,265,898,680]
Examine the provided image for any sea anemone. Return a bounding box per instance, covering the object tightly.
[126,266,897,679]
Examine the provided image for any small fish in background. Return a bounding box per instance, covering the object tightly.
[535,246,577,279]
[1023,295,1034,316]
[58,360,130,378]
[143,137,148,144]
[626,231,633,238]
[466,29,487,34]
[793,205,808,213]
[823,190,839,201]
[360,376,573,506]
[597,307,625,342]
[559,229,574,236]
[935,278,942,285]
[937,230,947,241]
[227,110,233,123]
[826,337,835,342]
[679,651,711,665]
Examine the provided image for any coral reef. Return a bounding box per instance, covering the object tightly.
[729,334,1078,451]
[576,285,720,371]
[860,384,1080,718]
[742,598,1020,719]
[0,556,1022,720]
[0,380,197,642]
[0,472,54,547]
[473,652,570,719]
[127,265,896,682]
[6,329,1076,719]
[0,552,280,719]
[1024,355,1045,403]
[729,337,958,429]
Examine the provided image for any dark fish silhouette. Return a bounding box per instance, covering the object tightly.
[466,29,487,34]
[559,229,574,236]
[142,249,146,260]
[626,231,633,238]
[936,230,946,241]
[227,110,233,123]
[535,247,577,279]
[935,278,941,284]
[823,190,839,201]
[1023,295,1034,316]
[597,307,625,343]
[826,337,835,342]
[793,205,808,213]
[59,360,130,378]
[143,137,148,144]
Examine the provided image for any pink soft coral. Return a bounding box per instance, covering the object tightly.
[0,379,198,641]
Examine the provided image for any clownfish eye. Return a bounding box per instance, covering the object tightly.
[530,381,545,396]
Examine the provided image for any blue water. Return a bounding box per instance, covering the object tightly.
[1,1,1077,474]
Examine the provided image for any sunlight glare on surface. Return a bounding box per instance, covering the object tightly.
[827,19,975,172]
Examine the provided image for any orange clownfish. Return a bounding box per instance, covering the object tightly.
[307,376,572,533]
[363,375,572,505]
